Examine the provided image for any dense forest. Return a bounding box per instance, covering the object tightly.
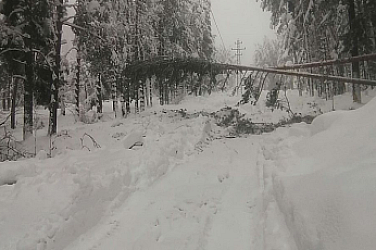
[0,0,213,139]
[1,0,376,141]
[255,0,376,103]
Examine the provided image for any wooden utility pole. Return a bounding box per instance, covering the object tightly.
[125,58,376,87]
[276,53,376,70]
[232,39,245,95]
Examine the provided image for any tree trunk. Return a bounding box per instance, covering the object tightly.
[149,77,153,107]
[11,76,18,129]
[125,79,130,114]
[50,0,64,135]
[75,55,81,115]
[146,78,150,107]
[121,80,126,117]
[1,80,10,111]
[164,83,169,105]
[112,74,117,117]
[198,74,203,96]
[6,80,11,111]
[135,85,139,114]
[210,71,217,95]
[2,89,5,111]
[298,77,303,97]
[140,81,145,112]
[348,0,362,103]
[363,0,376,52]
[174,79,178,102]
[24,50,34,140]
[84,77,88,101]
[50,72,58,135]
[97,73,103,113]
[183,77,187,97]
[159,77,164,105]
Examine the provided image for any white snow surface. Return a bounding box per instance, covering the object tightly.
[1,90,376,250]
[262,96,376,250]
[0,108,216,250]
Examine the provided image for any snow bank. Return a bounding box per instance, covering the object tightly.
[0,112,214,250]
[0,162,37,186]
[122,130,144,149]
[309,110,347,135]
[239,88,376,124]
[262,97,376,250]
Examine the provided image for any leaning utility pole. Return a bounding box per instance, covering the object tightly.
[232,39,246,95]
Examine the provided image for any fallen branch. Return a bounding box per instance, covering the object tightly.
[0,145,30,159]
[66,108,78,123]
[283,86,294,116]
[80,133,101,151]
[0,132,34,161]
[0,113,11,126]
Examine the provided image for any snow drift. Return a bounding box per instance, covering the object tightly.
[264,97,376,250]
[0,113,215,250]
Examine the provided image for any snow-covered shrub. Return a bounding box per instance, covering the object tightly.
[79,110,99,124]
[214,107,240,126]
[86,110,98,124]
[266,84,281,109]
[213,107,275,135]
[84,97,97,112]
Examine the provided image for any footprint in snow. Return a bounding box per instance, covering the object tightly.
[217,173,229,183]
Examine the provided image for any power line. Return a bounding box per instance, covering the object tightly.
[126,58,376,87]
[210,9,226,52]
[276,53,376,70]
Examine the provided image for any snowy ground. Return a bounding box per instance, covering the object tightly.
[262,96,376,250]
[65,138,267,250]
[1,89,376,250]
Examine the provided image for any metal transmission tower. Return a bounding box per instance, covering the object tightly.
[232,39,246,95]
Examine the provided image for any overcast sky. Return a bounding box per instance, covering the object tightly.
[211,0,276,64]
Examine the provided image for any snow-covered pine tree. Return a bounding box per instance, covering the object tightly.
[73,0,91,117]
[347,0,361,103]
[201,0,214,60]
[0,13,25,129]
[105,0,130,117]
[259,0,376,100]
[75,0,113,114]
[189,0,206,59]
[177,0,195,57]
[1,0,52,139]
[0,58,11,112]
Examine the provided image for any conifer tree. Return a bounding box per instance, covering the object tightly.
[201,0,214,60]
[0,0,52,139]
[258,0,376,101]
[0,12,25,129]
[49,0,65,134]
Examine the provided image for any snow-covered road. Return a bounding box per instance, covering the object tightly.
[3,90,376,250]
[4,91,376,250]
[66,137,265,250]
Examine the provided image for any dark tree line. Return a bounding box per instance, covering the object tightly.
[0,0,55,139]
[0,0,214,139]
